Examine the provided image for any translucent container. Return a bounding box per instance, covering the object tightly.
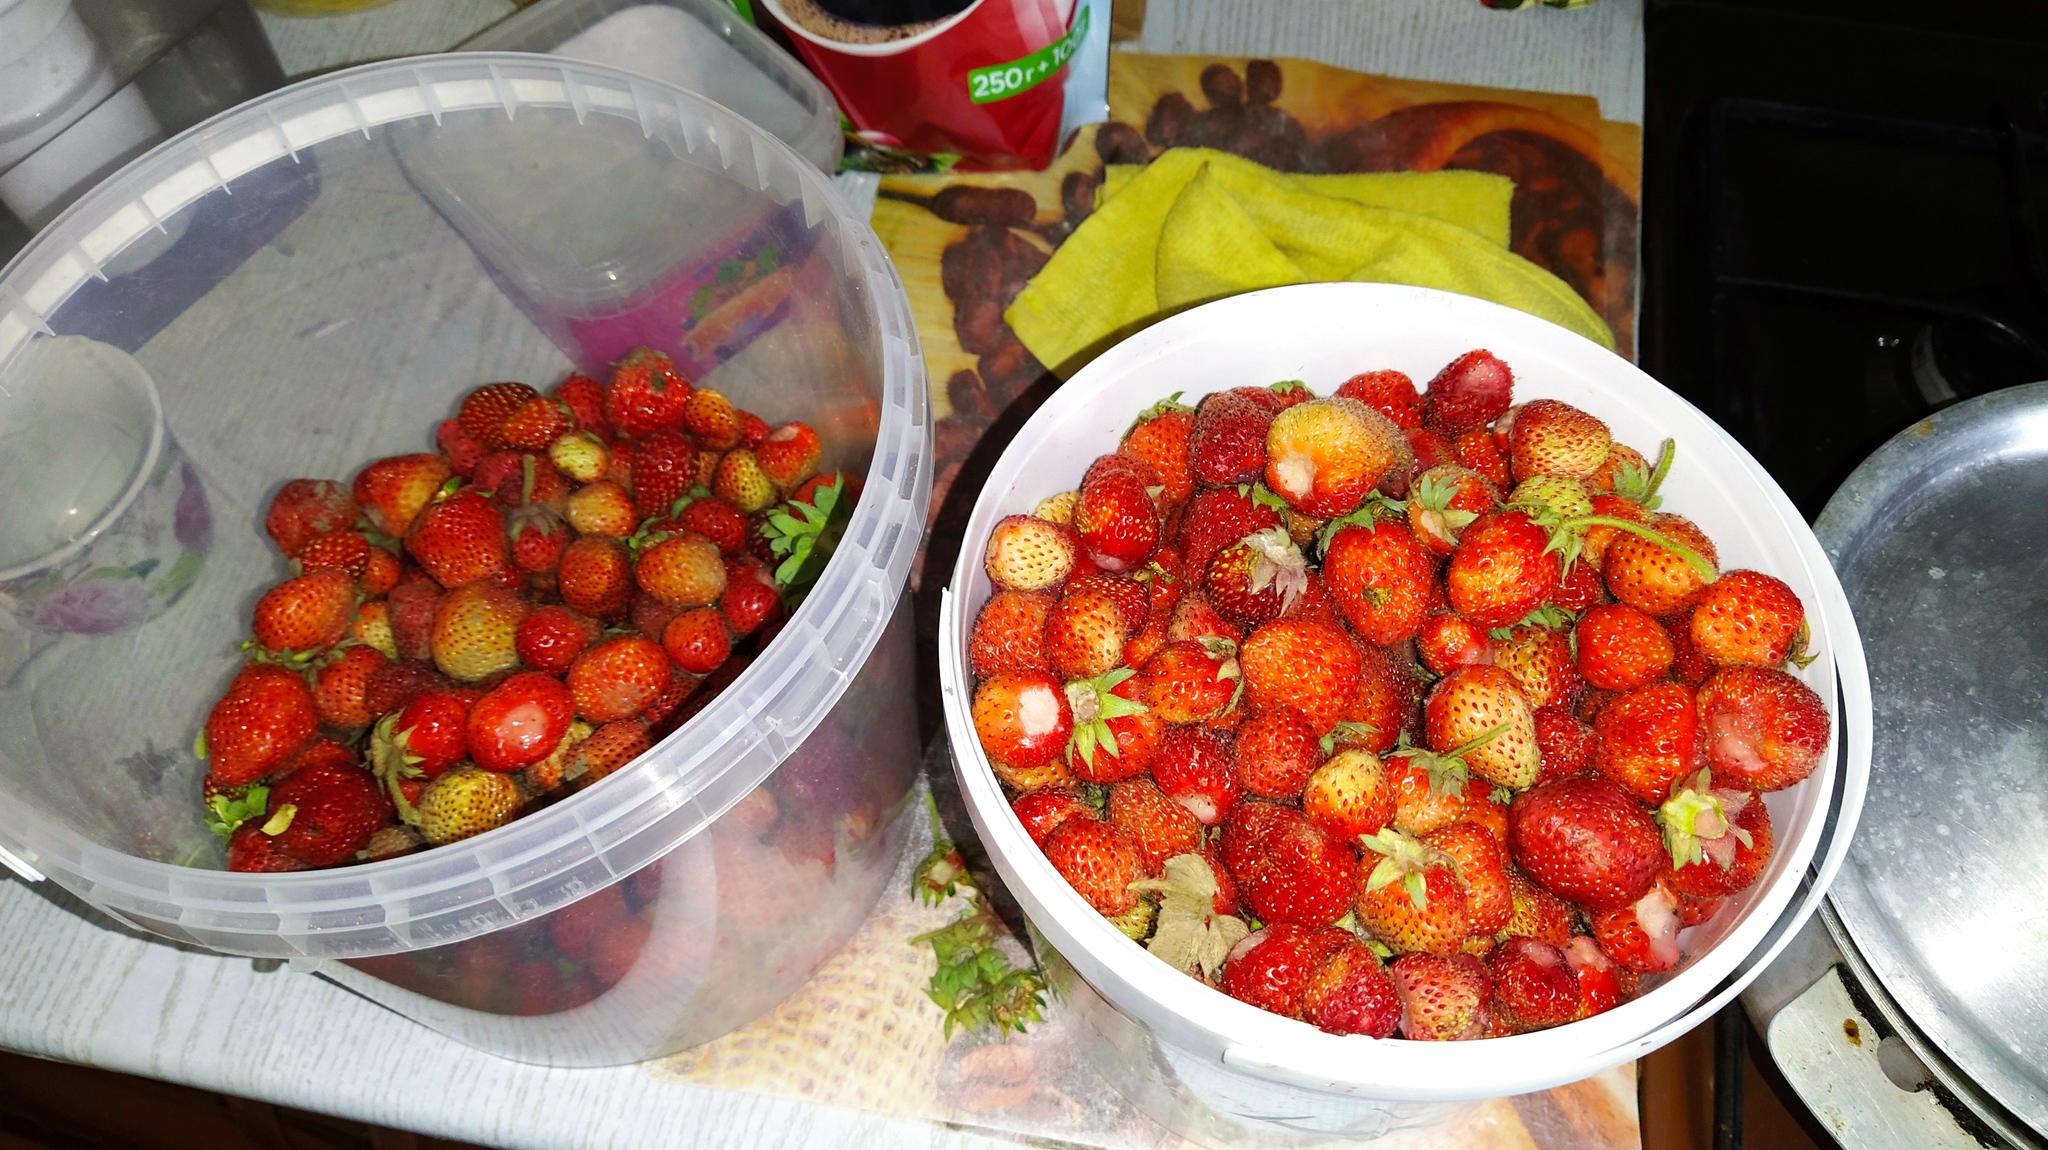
[0,54,930,1066]
[937,284,1871,1143]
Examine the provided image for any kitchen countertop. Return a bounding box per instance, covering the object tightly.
[0,1,1645,1146]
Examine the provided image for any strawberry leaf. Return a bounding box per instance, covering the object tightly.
[260,803,297,836]
[1130,853,1249,978]
[204,786,269,839]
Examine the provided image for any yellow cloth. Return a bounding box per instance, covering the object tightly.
[1005,148,1614,375]
[1098,160,1516,249]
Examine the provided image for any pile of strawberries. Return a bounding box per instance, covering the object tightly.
[200,347,851,872]
[967,349,1831,1040]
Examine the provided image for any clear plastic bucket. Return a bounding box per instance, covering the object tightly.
[0,54,930,1067]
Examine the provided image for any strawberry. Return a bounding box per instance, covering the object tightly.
[568,719,652,785]
[312,645,387,729]
[1066,670,1162,782]
[1239,618,1360,733]
[1563,935,1622,1019]
[1508,775,1664,911]
[1452,429,1511,489]
[1406,465,1496,557]
[428,580,526,682]
[1151,724,1241,825]
[1073,454,1160,573]
[1592,881,1681,973]
[550,432,610,484]
[1167,592,1242,644]
[467,672,576,772]
[509,507,570,574]
[1121,398,1195,507]
[262,747,386,866]
[1336,369,1422,429]
[1690,570,1807,667]
[1603,512,1719,618]
[1179,488,1278,579]
[1533,703,1596,782]
[635,531,726,607]
[1302,939,1402,1037]
[1033,491,1078,524]
[1389,952,1490,1040]
[1013,786,1090,847]
[388,690,474,779]
[606,438,635,491]
[604,348,691,437]
[1136,638,1240,723]
[1233,705,1322,799]
[1416,612,1492,675]
[630,430,698,518]
[1221,802,1356,927]
[458,382,539,451]
[295,529,372,578]
[361,661,449,717]
[1203,527,1309,627]
[1425,821,1511,933]
[568,636,671,723]
[204,663,319,787]
[1342,640,1406,754]
[1504,869,1578,947]
[501,397,570,452]
[1321,518,1433,645]
[1424,665,1539,789]
[1594,681,1701,803]
[1491,623,1581,711]
[1356,828,1470,956]
[1553,558,1604,613]
[1696,666,1829,791]
[587,914,653,985]
[1578,492,1647,571]
[1045,587,1128,680]
[1109,777,1203,875]
[756,421,822,492]
[405,491,507,588]
[1574,603,1673,690]
[558,538,630,619]
[552,373,609,434]
[1677,891,1723,928]
[266,478,360,557]
[1264,398,1406,518]
[1065,572,1148,635]
[251,569,356,657]
[1221,925,1348,1016]
[416,767,522,845]
[1507,399,1611,481]
[682,388,742,450]
[1668,607,1715,686]
[1487,936,1580,1031]
[711,449,777,514]
[984,514,1078,592]
[719,558,781,636]
[565,480,639,537]
[1043,817,1142,915]
[1302,748,1394,839]
[1589,442,1650,495]
[350,601,397,660]
[1423,350,1514,438]
[675,495,749,556]
[437,418,487,478]
[1386,740,1479,838]
[661,608,730,675]
[1660,769,1773,897]
[1445,510,1558,629]
[227,822,311,872]
[1189,388,1276,487]
[973,669,1073,768]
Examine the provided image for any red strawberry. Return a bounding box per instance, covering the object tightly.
[1424,665,1539,789]
[1416,612,1493,676]
[500,397,570,453]
[1043,817,1141,915]
[227,822,311,872]
[1121,398,1195,507]
[1264,398,1406,518]
[1423,350,1514,438]
[1073,454,1160,573]
[263,747,386,866]
[1507,399,1611,481]
[361,661,450,718]
[1425,821,1511,933]
[1336,369,1422,429]
[604,348,691,437]
[1342,640,1406,754]
[1578,491,1648,571]
[569,636,671,723]
[1603,512,1719,618]
[1356,828,1470,955]
[362,549,402,598]
[552,373,609,434]
[295,529,372,578]
[1239,618,1361,733]
[973,669,1073,768]
[1013,786,1090,847]
[1386,741,1485,838]
[1045,587,1128,680]
[627,430,695,519]
[1136,638,1241,723]
[1487,936,1580,1031]
[1690,570,1807,667]
[459,382,540,451]
[662,608,731,675]
[1452,429,1510,490]
[1446,510,1558,629]
[1574,603,1674,690]
[1066,572,1148,635]
[1660,769,1774,897]
[1066,670,1162,782]
[1504,869,1578,947]
[1302,748,1394,839]
[312,645,387,729]
[1592,882,1681,973]
[1233,705,1322,799]
[467,672,576,772]
[1109,777,1203,875]
[252,569,356,657]
[756,421,822,492]
[1509,775,1664,911]
[1321,518,1433,645]
[1204,527,1309,628]
[1406,465,1497,557]
[1554,558,1605,613]
[1151,724,1240,825]
[1696,666,1828,791]
[718,558,781,636]
[1302,939,1402,1037]
[1221,802,1356,927]
[266,479,359,557]
[1222,924,1352,1017]
[1167,591,1242,644]
[675,495,748,556]
[437,419,487,478]
[1189,389,1276,487]
[1533,703,1596,782]
[204,664,319,787]
[1595,681,1701,803]
[675,387,738,449]
[391,689,474,778]
[635,531,726,607]
[406,491,507,588]
[1176,486,1283,586]
[983,514,1078,592]
[1668,607,1715,686]
[1389,952,1491,1040]
[1491,623,1581,712]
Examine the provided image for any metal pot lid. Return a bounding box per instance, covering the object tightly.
[1814,381,2048,1135]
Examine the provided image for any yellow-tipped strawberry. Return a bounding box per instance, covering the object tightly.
[353,454,452,539]
[713,449,777,513]
[1263,397,1407,519]
[755,421,821,492]
[351,601,398,659]
[1032,491,1078,525]
[634,531,726,607]
[1508,399,1612,481]
[416,767,521,845]
[430,580,527,682]
[550,431,610,483]
[683,388,742,450]
[565,480,637,536]
[983,514,1077,592]
[1424,665,1538,789]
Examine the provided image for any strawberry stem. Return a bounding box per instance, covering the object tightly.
[1560,515,1717,583]
[1443,720,1512,761]
[1641,438,1676,506]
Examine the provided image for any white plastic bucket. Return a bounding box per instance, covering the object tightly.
[937,283,1871,1134]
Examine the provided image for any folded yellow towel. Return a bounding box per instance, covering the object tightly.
[1005,148,1614,375]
